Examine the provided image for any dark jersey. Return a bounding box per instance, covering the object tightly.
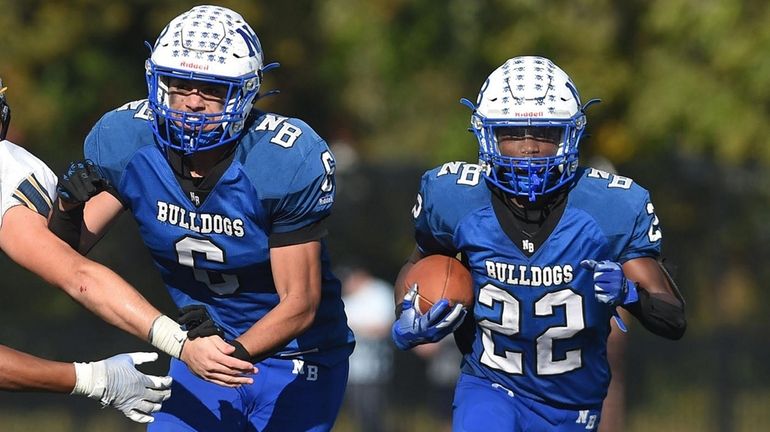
[85,100,354,366]
[414,161,662,408]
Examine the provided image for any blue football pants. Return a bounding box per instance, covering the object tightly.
[149,356,348,431]
[452,373,602,432]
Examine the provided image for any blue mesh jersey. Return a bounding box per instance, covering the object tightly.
[84,100,354,366]
[413,162,662,408]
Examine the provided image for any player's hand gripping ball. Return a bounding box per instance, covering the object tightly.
[390,255,474,350]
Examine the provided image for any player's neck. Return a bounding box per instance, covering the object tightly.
[188,144,235,177]
[507,189,566,222]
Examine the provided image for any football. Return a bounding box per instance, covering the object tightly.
[404,255,474,314]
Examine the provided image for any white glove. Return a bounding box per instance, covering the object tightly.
[72,352,172,423]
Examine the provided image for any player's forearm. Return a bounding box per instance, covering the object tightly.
[1,215,158,340]
[621,258,686,339]
[0,345,75,392]
[625,288,686,340]
[236,295,318,360]
[63,259,159,340]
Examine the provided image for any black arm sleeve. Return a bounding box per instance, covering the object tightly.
[625,287,687,340]
[48,201,84,252]
[268,218,329,248]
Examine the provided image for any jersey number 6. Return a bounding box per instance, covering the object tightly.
[175,236,239,295]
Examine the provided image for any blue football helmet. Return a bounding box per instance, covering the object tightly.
[145,5,264,154]
[462,56,593,201]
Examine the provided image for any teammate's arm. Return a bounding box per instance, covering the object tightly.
[233,240,322,360]
[621,257,686,340]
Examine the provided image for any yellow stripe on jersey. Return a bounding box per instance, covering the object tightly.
[12,174,53,217]
[25,174,53,210]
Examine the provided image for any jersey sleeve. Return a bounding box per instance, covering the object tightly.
[413,169,459,256]
[265,139,336,237]
[618,189,662,262]
[0,142,57,227]
[83,100,153,194]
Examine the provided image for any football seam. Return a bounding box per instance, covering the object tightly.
[442,257,452,300]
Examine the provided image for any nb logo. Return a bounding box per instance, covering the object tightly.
[522,240,535,253]
[291,359,319,381]
[576,410,597,430]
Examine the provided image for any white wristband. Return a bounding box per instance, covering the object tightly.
[71,361,106,401]
[148,315,187,358]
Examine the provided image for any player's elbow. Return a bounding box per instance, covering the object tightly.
[652,315,687,340]
[289,295,320,332]
[298,300,320,330]
[629,298,687,340]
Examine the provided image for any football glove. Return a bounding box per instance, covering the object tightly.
[58,159,110,204]
[178,304,224,339]
[391,284,467,350]
[580,259,640,332]
[178,304,252,362]
[72,352,172,424]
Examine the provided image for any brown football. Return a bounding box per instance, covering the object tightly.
[404,255,474,314]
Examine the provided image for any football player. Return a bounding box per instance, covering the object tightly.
[391,56,686,431]
[0,81,171,423]
[48,5,354,431]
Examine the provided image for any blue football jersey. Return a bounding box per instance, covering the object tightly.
[85,100,354,366]
[413,161,662,408]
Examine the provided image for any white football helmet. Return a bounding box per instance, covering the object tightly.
[145,5,264,154]
[463,56,594,201]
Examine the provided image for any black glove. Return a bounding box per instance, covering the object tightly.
[177,305,253,362]
[178,305,224,339]
[58,159,110,204]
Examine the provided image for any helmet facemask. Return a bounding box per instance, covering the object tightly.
[146,64,259,154]
[465,56,588,202]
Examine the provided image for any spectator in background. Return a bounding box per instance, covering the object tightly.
[341,267,395,432]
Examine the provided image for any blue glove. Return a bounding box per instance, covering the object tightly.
[580,259,639,332]
[391,284,467,350]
